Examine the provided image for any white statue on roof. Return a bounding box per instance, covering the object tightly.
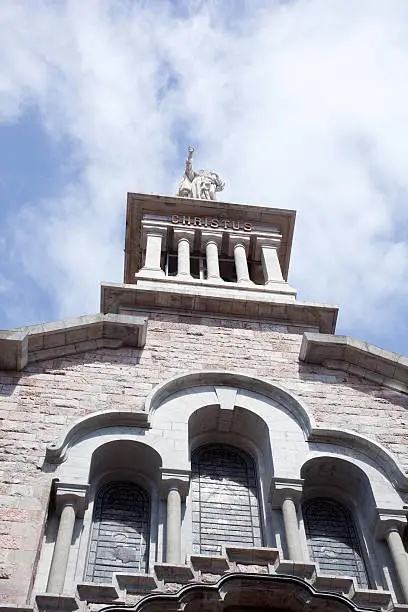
[177,146,225,201]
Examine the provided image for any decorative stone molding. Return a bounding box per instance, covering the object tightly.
[254,235,281,259]
[45,409,150,464]
[375,508,407,540]
[140,221,168,249]
[300,332,408,395]
[227,234,251,256]
[102,282,337,331]
[269,478,305,563]
[34,545,401,611]
[200,230,223,249]
[142,368,408,491]
[100,572,386,612]
[269,477,304,508]
[0,313,148,371]
[308,428,408,491]
[172,228,195,246]
[159,469,190,501]
[144,370,315,433]
[55,482,89,518]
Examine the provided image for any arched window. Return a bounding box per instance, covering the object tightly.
[303,497,369,588]
[85,481,150,583]
[191,444,262,556]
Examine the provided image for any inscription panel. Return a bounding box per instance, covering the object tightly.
[303,498,369,588]
[191,444,262,556]
[85,481,150,583]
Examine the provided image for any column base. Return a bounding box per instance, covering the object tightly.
[237,279,254,286]
[207,275,224,283]
[136,267,165,278]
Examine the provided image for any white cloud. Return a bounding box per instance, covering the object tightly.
[1,0,408,351]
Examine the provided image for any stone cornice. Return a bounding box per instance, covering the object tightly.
[300,332,408,394]
[101,281,338,333]
[0,313,148,371]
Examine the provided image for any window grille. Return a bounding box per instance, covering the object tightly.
[303,497,369,588]
[85,481,150,583]
[191,444,262,556]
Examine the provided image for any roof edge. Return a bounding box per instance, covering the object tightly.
[0,313,148,372]
[300,332,408,394]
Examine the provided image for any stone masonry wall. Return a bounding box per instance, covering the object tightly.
[0,311,407,604]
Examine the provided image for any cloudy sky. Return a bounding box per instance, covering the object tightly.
[0,0,407,355]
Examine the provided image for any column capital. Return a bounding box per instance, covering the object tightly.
[141,222,168,248]
[173,228,195,246]
[55,482,89,518]
[160,468,191,501]
[201,230,223,249]
[269,477,304,509]
[254,235,281,260]
[374,508,407,540]
[228,234,250,256]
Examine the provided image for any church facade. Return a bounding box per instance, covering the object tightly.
[1,184,408,612]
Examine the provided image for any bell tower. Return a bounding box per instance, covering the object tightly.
[101,148,337,333]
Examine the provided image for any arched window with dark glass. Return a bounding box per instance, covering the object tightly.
[191,444,262,556]
[303,497,369,588]
[85,481,150,583]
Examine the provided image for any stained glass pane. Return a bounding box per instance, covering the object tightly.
[85,481,150,583]
[303,497,369,588]
[191,444,262,556]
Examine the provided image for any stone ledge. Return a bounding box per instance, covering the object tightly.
[313,574,355,596]
[0,313,148,371]
[114,572,157,592]
[101,282,338,334]
[154,563,194,584]
[76,582,121,603]
[0,608,33,612]
[190,555,229,574]
[300,332,408,395]
[225,546,280,567]
[276,560,316,581]
[36,551,398,611]
[351,588,393,611]
[35,593,79,611]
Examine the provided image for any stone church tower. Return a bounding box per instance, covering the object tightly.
[1,154,408,612]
